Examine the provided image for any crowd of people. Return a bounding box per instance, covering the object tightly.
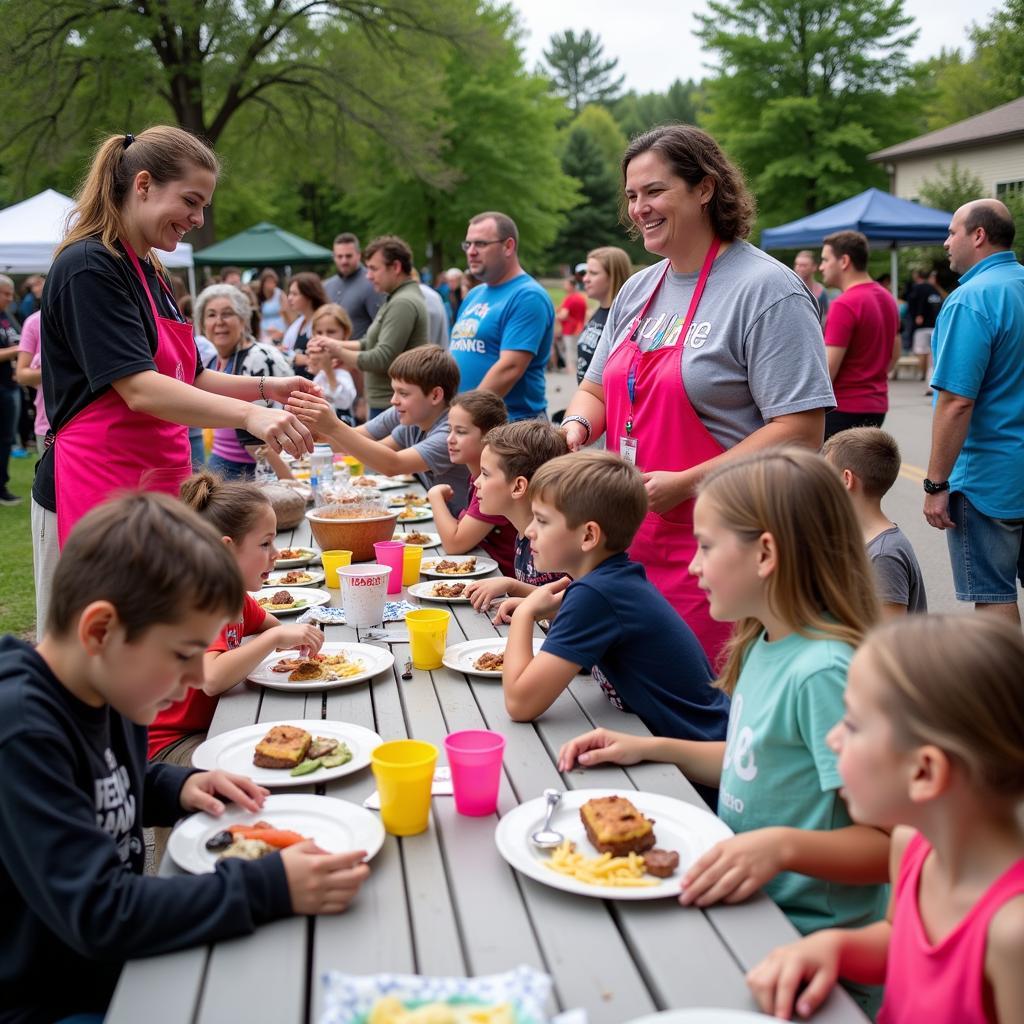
[2,121,1023,1024]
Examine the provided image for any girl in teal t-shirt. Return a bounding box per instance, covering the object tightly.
[559,448,890,937]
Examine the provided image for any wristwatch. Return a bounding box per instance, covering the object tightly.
[923,478,950,494]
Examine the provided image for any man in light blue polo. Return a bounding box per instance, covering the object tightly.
[924,199,1024,621]
[449,211,554,421]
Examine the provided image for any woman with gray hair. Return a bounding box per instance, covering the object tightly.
[196,284,292,480]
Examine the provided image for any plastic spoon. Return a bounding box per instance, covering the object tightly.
[530,788,564,849]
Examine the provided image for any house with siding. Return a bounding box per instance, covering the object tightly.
[869,96,1024,203]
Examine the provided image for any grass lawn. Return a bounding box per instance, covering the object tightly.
[0,453,37,639]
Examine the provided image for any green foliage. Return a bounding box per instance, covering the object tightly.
[612,79,704,140]
[541,29,625,115]
[570,106,628,170]
[917,164,986,213]
[920,0,1024,128]
[696,0,923,226]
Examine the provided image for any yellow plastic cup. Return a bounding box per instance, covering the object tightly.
[404,609,450,670]
[371,739,439,836]
[321,549,353,588]
[402,545,424,586]
[341,455,364,477]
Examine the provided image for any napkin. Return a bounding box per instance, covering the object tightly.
[319,964,553,1024]
[297,601,419,626]
[362,766,452,810]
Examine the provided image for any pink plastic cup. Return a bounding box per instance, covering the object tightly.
[443,729,506,816]
[373,541,405,594]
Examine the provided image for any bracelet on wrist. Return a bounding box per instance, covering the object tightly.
[561,414,592,444]
[257,375,267,402]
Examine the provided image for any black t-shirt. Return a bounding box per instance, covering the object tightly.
[0,309,20,390]
[33,238,202,511]
[0,637,291,1024]
[907,282,941,329]
[575,306,609,385]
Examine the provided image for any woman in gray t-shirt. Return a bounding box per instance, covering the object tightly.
[560,125,834,662]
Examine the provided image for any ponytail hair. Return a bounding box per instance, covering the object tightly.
[57,126,220,265]
[180,469,273,544]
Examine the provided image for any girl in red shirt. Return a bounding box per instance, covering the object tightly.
[148,470,323,765]
[747,614,1024,1023]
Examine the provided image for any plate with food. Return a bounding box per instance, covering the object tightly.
[192,719,383,787]
[391,530,441,548]
[388,492,429,507]
[419,555,497,578]
[265,567,326,588]
[375,474,417,490]
[408,580,475,603]
[167,793,385,875]
[623,1011,777,1024]
[442,637,543,677]
[248,642,395,691]
[274,546,319,568]
[252,587,331,616]
[395,506,434,523]
[347,474,388,490]
[495,789,733,901]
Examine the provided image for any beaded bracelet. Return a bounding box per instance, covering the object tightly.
[257,375,267,402]
[560,414,592,444]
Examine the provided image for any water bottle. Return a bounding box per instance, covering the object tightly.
[312,443,334,486]
[310,472,321,508]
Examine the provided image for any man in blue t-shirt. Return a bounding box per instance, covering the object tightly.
[449,211,554,421]
[502,450,730,745]
[924,199,1024,621]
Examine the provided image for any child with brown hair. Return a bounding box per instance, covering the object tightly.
[307,303,357,425]
[822,427,927,617]
[0,493,368,1023]
[425,389,516,575]
[463,419,570,620]
[748,615,1024,1023]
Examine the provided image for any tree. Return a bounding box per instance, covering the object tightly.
[0,0,478,243]
[697,0,923,226]
[612,79,703,139]
[917,163,985,213]
[542,30,624,115]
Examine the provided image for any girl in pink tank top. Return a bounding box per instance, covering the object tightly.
[745,614,1024,1022]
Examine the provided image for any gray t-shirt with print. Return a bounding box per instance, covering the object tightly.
[866,525,928,613]
[364,407,470,514]
[584,240,835,449]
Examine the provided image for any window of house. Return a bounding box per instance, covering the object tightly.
[996,180,1024,200]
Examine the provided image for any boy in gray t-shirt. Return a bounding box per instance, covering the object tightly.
[823,428,928,616]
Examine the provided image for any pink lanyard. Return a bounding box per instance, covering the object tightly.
[625,238,721,436]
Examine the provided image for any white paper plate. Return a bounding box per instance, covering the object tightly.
[265,568,326,588]
[392,531,441,548]
[408,581,475,604]
[248,642,395,691]
[251,587,331,616]
[393,508,434,524]
[376,475,417,490]
[442,636,544,677]
[167,794,385,875]
[192,719,383,787]
[494,788,733,900]
[273,546,319,568]
[346,475,389,490]
[624,1012,775,1024]
[420,555,498,578]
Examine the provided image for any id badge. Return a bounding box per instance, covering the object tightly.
[620,437,638,465]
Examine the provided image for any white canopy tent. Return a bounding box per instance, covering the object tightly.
[0,188,196,294]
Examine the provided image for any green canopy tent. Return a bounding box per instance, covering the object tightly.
[192,221,332,267]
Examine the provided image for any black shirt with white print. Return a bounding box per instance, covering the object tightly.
[0,637,291,1024]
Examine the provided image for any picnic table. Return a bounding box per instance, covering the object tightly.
[107,484,868,1024]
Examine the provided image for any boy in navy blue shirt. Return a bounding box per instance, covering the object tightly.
[502,450,730,743]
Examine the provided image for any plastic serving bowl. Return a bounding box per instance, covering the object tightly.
[305,507,401,562]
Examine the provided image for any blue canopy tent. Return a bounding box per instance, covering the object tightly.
[760,188,953,291]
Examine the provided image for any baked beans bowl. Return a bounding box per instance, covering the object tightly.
[305,506,400,562]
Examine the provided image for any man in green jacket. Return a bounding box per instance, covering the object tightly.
[311,234,428,417]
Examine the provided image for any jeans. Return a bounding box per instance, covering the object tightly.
[207,452,255,481]
[0,387,18,488]
[946,491,1024,603]
[188,427,206,470]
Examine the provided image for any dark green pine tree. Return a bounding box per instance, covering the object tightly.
[542,30,625,115]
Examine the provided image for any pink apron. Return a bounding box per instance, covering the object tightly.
[54,242,195,547]
[604,242,733,665]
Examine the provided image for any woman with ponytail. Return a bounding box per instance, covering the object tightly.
[32,126,318,630]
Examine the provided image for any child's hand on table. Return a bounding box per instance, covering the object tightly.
[281,842,371,915]
[465,576,510,612]
[491,596,524,624]
[557,727,650,771]
[517,577,570,620]
[180,771,269,816]
[679,827,787,908]
[270,623,325,656]
[746,929,844,1020]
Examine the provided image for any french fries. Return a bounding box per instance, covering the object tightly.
[542,840,657,887]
